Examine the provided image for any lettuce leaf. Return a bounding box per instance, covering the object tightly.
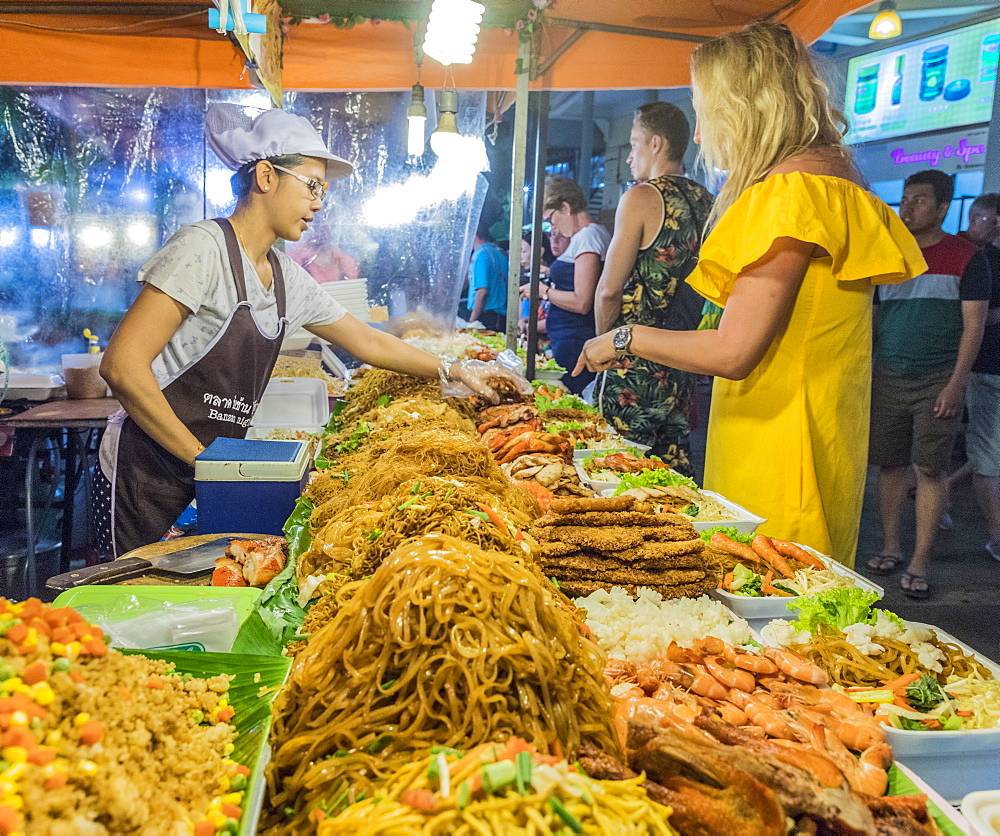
[786,588,903,633]
[699,525,754,544]
[612,468,699,495]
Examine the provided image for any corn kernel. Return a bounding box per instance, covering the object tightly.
[50,642,66,656]
[65,642,81,661]
[4,794,22,810]
[208,812,228,828]
[218,777,230,793]
[32,684,54,706]
[2,748,27,765]
[1,678,22,692]
[22,629,37,648]
[44,731,62,746]
[223,743,235,756]
[73,713,90,727]
[9,712,27,727]
[0,781,14,795]
[222,792,242,805]
[76,760,98,777]
[3,763,26,781]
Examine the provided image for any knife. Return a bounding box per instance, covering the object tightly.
[46,536,241,591]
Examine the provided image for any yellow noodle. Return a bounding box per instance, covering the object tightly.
[265,535,621,833]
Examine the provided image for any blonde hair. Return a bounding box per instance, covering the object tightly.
[691,21,849,225]
[543,176,588,215]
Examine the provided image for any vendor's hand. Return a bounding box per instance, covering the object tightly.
[572,331,620,376]
[934,379,965,419]
[448,360,534,404]
[519,283,531,301]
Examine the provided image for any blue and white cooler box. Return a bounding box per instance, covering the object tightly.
[194,437,311,535]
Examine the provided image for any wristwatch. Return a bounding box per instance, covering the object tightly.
[613,325,634,357]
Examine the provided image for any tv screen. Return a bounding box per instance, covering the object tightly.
[845,17,1000,144]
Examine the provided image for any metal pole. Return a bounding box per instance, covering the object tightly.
[526,89,549,382]
[505,35,532,351]
[579,90,594,203]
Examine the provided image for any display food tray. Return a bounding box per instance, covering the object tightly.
[597,487,766,536]
[572,439,651,461]
[890,761,976,836]
[711,545,884,631]
[574,463,620,494]
[880,622,1000,805]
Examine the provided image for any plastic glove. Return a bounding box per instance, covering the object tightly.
[442,359,534,404]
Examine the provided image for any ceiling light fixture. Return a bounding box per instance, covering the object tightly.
[422,0,485,66]
[407,84,428,157]
[869,0,903,40]
[430,89,463,159]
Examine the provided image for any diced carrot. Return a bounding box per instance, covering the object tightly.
[43,772,68,790]
[44,607,71,627]
[235,764,251,778]
[876,715,892,725]
[921,718,943,730]
[66,609,85,624]
[119,688,133,701]
[476,503,508,533]
[51,626,73,643]
[28,747,56,766]
[400,788,439,812]
[549,739,564,759]
[893,696,912,709]
[310,808,327,823]
[722,572,735,590]
[882,673,921,692]
[21,661,47,686]
[955,710,974,717]
[71,622,91,640]
[4,623,27,644]
[193,822,215,836]
[222,803,242,819]
[88,626,103,639]
[217,706,235,723]
[69,672,85,684]
[28,618,51,637]
[467,771,483,793]
[79,720,104,746]
[0,804,19,834]
[83,639,107,657]
[146,678,165,690]
[4,727,35,749]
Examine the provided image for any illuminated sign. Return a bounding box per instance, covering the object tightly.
[846,18,1000,144]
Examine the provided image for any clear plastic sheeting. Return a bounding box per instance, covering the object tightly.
[0,86,488,372]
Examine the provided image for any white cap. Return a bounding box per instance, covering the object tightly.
[205,103,353,182]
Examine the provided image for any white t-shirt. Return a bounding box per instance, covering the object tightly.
[557,223,611,263]
[139,220,347,386]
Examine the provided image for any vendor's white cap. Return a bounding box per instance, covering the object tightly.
[205,103,353,182]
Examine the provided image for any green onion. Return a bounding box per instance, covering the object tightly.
[549,797,584,833]
[515,750,532,795]
[444,488,454,500]
[430,745,463,757]
[550,577,561,589]
[398,496,420,510]
[376,395,393,407]
[365,529,383,541]
[379,679,396,691]
[355,793,367,802]
[481,760,517,794]
[333,749,351,758]
[366,735,393,754]
[457,782,470,810]
[465,509,490,521]
[410,482,422,495]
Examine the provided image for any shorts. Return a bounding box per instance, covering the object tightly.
[869,369,961,476]
[967,372,1000,477]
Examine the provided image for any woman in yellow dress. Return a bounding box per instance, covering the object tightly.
[574,22,926,566]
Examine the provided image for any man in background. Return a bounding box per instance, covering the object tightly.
[960,192,1000,248]
[466,222,508,332]
[592,102,712,474]
[868,170,989,598]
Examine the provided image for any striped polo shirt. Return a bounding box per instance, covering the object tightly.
[875,233,988,378]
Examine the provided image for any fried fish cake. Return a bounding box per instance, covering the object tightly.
[549,495,637,514]
[560,578,715,600]
[535,511,695,530]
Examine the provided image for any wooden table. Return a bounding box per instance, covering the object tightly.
[2,398,119,595]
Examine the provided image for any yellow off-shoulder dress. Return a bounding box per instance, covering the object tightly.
[685,173,926,566]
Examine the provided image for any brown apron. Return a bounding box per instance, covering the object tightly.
[97,218,288,557]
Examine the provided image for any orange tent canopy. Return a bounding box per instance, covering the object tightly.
[0,0,870,91]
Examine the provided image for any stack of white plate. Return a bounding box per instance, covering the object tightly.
[324,279,371,322]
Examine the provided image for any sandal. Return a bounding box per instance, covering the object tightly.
[901,571,930,600]
[865,554,905,575]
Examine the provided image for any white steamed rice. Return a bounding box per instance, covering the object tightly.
[574,587,752,662]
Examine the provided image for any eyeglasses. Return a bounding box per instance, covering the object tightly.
[542,210,555,224]
[272,165,328,202]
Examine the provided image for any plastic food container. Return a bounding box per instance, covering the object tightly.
[246,377,330,440]
[598,487,766,535]
[880,623,1000,804]
[195,438,311,536]
[62,352,109,399]
[572,440,651,461]
[575,463,620,494]
[961,789,1000,835]
[4,372,66,401]
[711,545,884,632]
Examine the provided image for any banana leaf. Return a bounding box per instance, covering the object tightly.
[244,495,315,647]
[886,763,964,836]
[120,648,290,836]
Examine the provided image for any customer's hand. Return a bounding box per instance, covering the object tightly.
[934,379,965,419]
[572,331,619,376]
[448,360,534,404]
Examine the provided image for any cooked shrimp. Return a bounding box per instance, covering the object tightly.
[604,659,637,683]
[770,539,826,570]
[704,656,757,693]
[752,534,795,579]
[721,643,779,674]
[635,664,661,695]
[710,699,748,727]
[811,725,892,797]
[727,690,799,741]
[763,646,829,685]
[692,636,726,656]
[655,659,730,700]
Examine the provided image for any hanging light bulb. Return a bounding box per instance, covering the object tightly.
[430,89,463,159]
[869,1,902,40]
[407,84,428,157]
[423,0,485,66]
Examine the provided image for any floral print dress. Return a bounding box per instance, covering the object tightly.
[600,176,713,475]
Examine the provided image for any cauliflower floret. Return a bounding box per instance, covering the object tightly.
[760,619,811,649]
[900,623,934,644]
[843,622,887,655]
[867,611,905,640]
[913,642,946,672]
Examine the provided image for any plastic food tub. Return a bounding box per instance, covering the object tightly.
[880,623,1000,804]
[572,440,651,461]
[574,463,620,494]
[597,487,766,536]
[961,789,1000,835]
[711,545,884,633]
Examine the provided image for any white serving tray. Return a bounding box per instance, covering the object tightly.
[711,544,884,626]
[880,622,1000,805]
[598,487,766,536]
[5,372,66,401]
[961,789,1000,835]
[572,439,651,461]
